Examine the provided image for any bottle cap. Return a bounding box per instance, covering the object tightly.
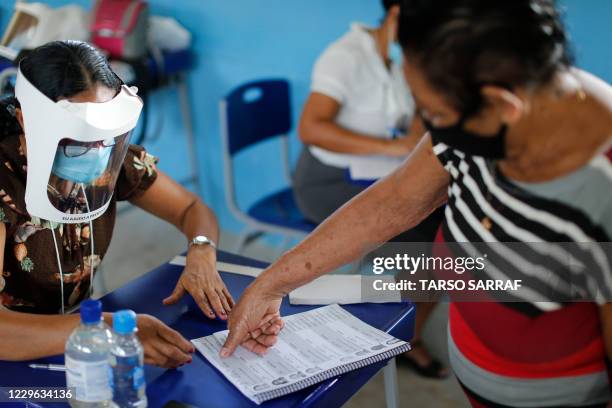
[80,299,102,324]
[113,310,137,334]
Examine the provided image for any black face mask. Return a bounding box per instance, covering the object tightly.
[423,114,508,159]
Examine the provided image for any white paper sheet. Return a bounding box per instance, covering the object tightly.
[192,304,409,404]
[289,275,401,305]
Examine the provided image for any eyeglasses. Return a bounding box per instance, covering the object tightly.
[58,138,117,158]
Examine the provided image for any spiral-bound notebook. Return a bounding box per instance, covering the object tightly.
[191,304,410,405]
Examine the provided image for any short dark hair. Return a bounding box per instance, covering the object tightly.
[398,0,574,113]
[20,40,122,103]
[0,40,122,139]
[382,0,401,12]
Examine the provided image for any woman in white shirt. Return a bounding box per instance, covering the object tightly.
[293,0,447,378]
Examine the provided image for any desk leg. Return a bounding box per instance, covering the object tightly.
[383,358,400,408]
[177,72,202,196]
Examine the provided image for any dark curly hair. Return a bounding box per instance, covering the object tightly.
[398,0,574,114]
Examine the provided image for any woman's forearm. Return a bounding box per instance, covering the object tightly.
[255,136,449,297]
[180,200,220,245]
[258,179,422,296]
[130,171,219,246]
[0,308,85,361]
[181,200,220,265]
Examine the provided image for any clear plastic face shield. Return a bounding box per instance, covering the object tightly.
[15,66,143,223]
[48,134,131,217]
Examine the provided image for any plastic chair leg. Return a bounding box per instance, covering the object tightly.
[383,358,400,408]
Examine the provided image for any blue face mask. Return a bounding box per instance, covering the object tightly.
[52,145,112,184]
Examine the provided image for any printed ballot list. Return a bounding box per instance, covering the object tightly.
[192,304,410,404]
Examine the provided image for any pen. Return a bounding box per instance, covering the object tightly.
[29,363,66,371]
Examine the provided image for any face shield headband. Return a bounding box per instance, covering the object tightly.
[15,66,143,223]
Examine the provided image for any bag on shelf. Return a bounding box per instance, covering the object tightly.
[91,0,149,60]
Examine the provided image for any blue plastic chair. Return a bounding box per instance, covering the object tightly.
[220,79,316,253]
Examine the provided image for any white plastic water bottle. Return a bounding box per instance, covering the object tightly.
[110,310,147,408]
[65,299,113,407]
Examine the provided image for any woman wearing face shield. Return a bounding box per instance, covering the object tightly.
[222,1,612,406]
[0,41,234,369]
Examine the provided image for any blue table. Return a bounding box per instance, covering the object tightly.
[0,251,415,408]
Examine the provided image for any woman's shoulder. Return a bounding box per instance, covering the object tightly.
[318,24,375,65]
[317,38,360,68]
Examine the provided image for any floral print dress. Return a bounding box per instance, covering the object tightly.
[0,133,158,314]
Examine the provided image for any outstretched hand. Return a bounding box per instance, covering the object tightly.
[163,247,235,320]
[220,283,284,358]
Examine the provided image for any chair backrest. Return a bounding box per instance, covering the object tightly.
[222,79,291,156]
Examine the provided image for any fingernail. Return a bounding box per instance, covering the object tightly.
[220,347,230,358]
